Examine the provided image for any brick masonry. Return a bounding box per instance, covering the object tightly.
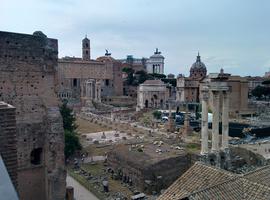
[0,31,65,200]
[0,102,18,188]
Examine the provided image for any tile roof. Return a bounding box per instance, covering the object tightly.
[142,79,165,85]
[244,165,270,187]
[158,162,270,200]
[189,178,270,200]
[158,162,236,200]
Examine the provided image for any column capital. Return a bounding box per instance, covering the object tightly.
[212,90,221,100]
[202,90,209,101]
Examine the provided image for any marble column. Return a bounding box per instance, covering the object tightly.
[211,91,220,152]
[222,91,229,150]
[201,90,209,155]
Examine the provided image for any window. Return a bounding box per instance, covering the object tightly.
[73,78,78,87]
[86,50,88,55]
[30,148,42,165]
[85,43,89,48]
[105,79,109,86]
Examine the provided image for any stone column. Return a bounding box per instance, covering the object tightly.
[90,82,93,99]
[222,91,229,150]
[96,80,101,102]
[201,89,209,155]
[211,91,220,152]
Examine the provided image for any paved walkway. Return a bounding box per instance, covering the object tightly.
[66,175,100,200]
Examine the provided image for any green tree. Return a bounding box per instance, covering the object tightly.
[122,67,135,85]
[152,110,162,119]
[251,85,270,99]
[60,102,81,158]
[60,102,77,132]
[148,73,166,79]
[135,70,148,84]
[64,130,81,158]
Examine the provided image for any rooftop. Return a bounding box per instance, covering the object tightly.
[158,162,270,200]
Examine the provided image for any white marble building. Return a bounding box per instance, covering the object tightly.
[146,48,165,74]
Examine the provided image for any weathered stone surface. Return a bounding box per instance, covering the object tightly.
[0,102,18,188]
[0,31,66,200]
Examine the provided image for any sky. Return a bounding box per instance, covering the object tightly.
[1,0,270,76]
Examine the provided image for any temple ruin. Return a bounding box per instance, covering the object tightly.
[200,70,231,168]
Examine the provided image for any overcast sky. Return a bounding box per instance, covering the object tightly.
[1,0,270,76]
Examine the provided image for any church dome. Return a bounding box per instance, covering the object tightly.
[191,53,206,70]
[190,52,207,79]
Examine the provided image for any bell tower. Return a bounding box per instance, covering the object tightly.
[82,35,90,60]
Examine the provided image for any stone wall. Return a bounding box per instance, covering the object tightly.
[0,102,18,188]
[107,145,192,194]
[0,31,65,200]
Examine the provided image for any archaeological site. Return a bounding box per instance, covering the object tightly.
[2,2,270,199]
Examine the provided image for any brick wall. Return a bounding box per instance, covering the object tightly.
[0,31,65,200]
[0,102,17,188]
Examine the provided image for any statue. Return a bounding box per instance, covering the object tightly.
[105,49,111,56]
[154,48,161,54]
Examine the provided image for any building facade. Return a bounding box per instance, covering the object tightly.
[0,31,66,200]
[137,79,169,110]
[176,53,207,103]
[204,72,250,118]
[146,48,165,74]
[58,37,123,106]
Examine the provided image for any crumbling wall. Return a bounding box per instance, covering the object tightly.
[107,147,192,194]
[231,146,266,166]
[0,102,18,188]
[142,155,190,193]
[0,31,65,200]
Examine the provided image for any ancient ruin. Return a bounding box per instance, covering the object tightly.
[137,79,169,110]
[0,31,65,200]
[0,102,17,188]
[200,70,231,168]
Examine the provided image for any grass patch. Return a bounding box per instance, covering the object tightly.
[76,117,111,134]
[186,143,200,153]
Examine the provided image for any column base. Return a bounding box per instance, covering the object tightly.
[220,148,231,170]
[200,153,209,164]
[208,151,221,168]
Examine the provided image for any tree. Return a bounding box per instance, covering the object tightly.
[251,85,270,99]
[60,102,77,132]
[135,70,148,84]
[60,102,81,158]
[64,130,81,158]
[148,73,166,79]
[262,79,270,85]
[152,110,162,119]
[122,67,135,85]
